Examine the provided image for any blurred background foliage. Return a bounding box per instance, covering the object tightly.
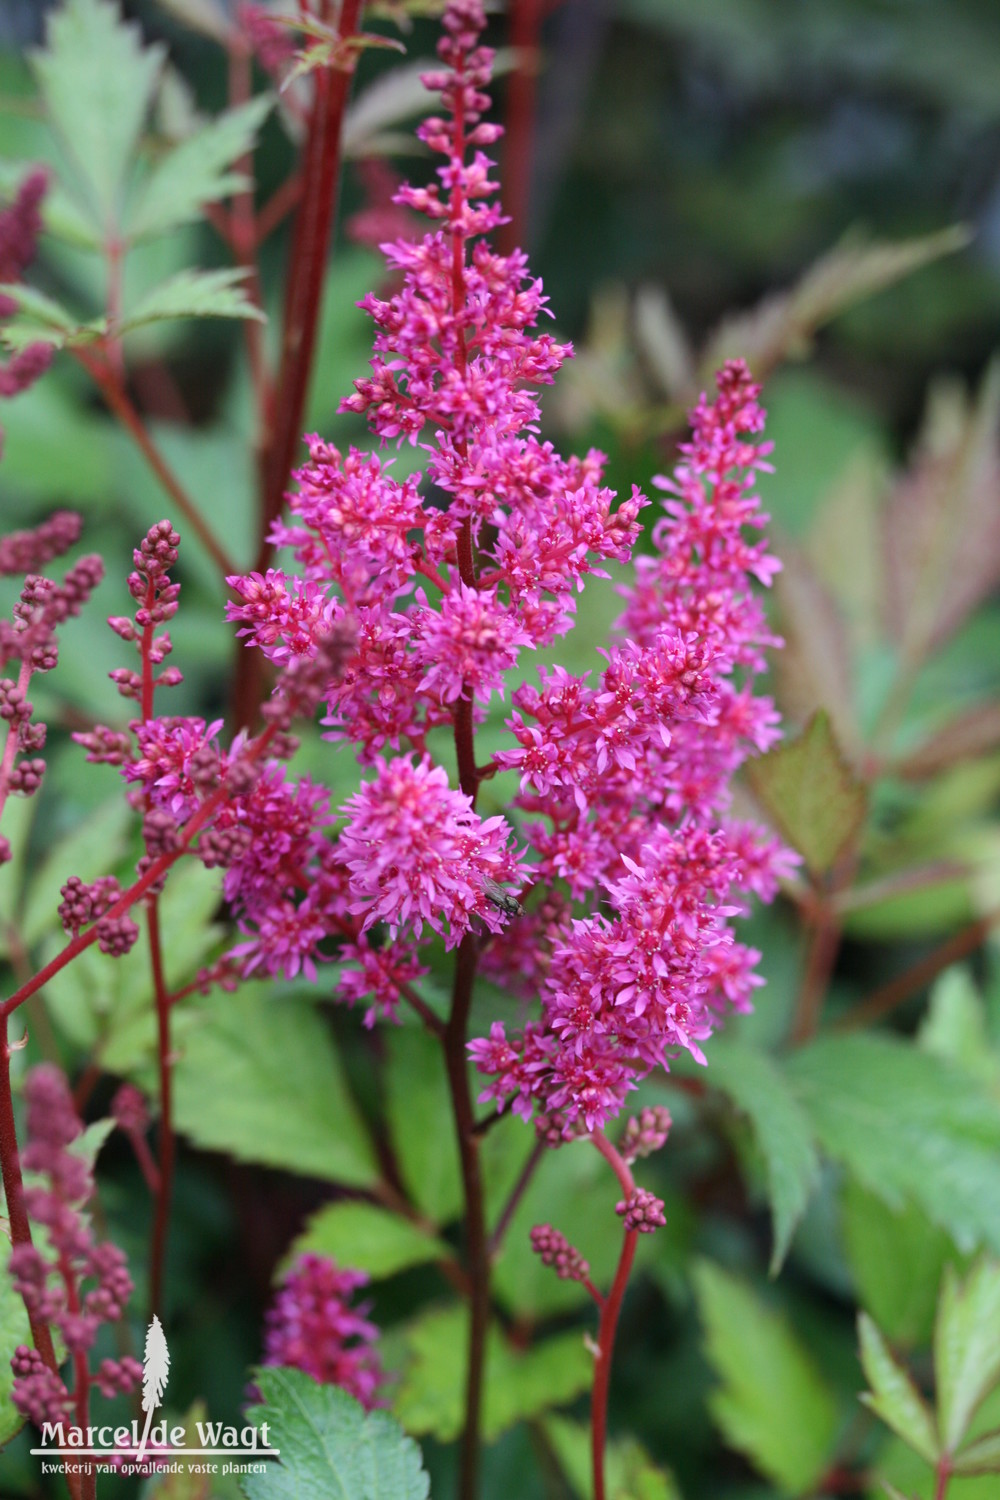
[4,1,1000,1498]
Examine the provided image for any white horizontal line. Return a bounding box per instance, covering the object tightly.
[31,1449,280,1457]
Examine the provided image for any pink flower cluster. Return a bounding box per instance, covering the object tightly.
[263,1253,382,1409]
[469,361,794,1131]
[0,170,53,447]
[212,0,790,1112]
[222,0,646,992]
[10,1065,141,1434]
[0,511,103,858]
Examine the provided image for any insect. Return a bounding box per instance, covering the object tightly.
[481,876,524,918]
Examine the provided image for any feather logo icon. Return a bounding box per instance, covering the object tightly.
[137,1315,170,1462]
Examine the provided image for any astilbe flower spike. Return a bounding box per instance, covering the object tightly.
[0,170,53,451]
[0,511,102,860]
[10,1065,141,1437]
[263,1253,382,1409]
[223,0,790,1117]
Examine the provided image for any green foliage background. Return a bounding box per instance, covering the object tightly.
[3,1,1000,1497]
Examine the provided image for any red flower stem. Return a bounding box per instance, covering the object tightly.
[0,1018,57,1372]
[935,1458,952,1500]
[443,932,490,1500]
[257,0,364,572]
[487,1135,545,1259]
[231,0,363,731]
[0,727,277,1023]
[590,1130,639,1500]
[498,0,543,257]
[227,34,271,437]
[147,900,174,1321]
[75,352,236,581]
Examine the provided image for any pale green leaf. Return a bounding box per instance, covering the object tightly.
[842,1178,957,1348]
[119,268,265,331]
[42,860,224,1070]
[954,1426,1000,1474]
[701,225,970,385]
[126,95,273,241]
[384,1024,462,1224]
[935,1259,1000,1451]
[706,1040,820,1272]
[745,709,866,876]
[173,989,379,1187]
[693,1260,838,1493]
[858,1312,939,1464]
[785,1035,1000,1254]
[919,967,1000,1097]
[281,1202,450,1282]
[542,1414,683,1500]
[392,1303,591,1444]
[242,1367,429,1500]
[0,282,79,352]
[32,0,165,228]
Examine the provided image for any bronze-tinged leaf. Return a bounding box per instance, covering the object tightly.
[632,284,696,403]
[699,225,970,388]
[745,710,867,878]
[883,359,1000,669]
[895,703,1000,779]
[771,536,858,752]
[805,450,885,654]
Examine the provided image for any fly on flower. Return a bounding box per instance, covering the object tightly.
[481,877,524,918]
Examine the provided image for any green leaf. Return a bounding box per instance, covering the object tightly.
[125,95,273,241]
[0,1245,31,1446]
[392,1303,592,1444]
[955,1427,1000,1474]
[173,989,379,1187]
[241,1367,429,1500]
[0,282,84,351]
[71,1117,116,1169]
[42,858,222,1071]
[785,1035,1000,1254]
[119,268,265,332]
[32,0,165,229]
[919,968,1000,1098]
[705,1041,820,1272]
[935,1259,1000,1452]
[858,1312,939,1464]
[21,796,133,946]
[842,1178,957,1348]
[0,796,38,963]
[491,1135,628,1319]
[744,709,867,877]
[701,225,970,385]
[542,1415,683,1500]
[693,1260,838,1494]
[384,1025,462,1224]
[281,1202,450,1282]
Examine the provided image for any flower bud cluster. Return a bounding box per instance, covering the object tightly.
[10,1065,141,1435]
[0,171,53,446]
[529,1224,590,1282]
